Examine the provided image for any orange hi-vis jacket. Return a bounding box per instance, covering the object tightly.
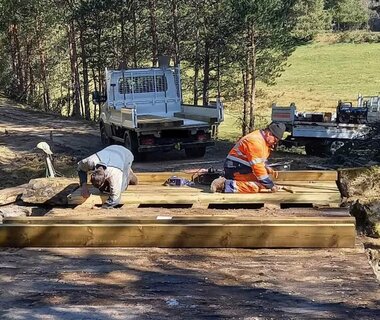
[224,129,274,193]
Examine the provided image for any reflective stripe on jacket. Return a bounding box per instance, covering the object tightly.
[227,130,270,181]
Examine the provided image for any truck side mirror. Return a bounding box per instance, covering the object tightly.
[92,91,107,104]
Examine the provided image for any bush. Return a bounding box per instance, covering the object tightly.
[337,31,380,43]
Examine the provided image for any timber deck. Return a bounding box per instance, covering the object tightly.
[0,170,354,248]
[67,170,342,208]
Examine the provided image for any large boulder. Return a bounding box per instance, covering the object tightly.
[338,166,380,237]
[21,178,78,206]
[337,166,380,199]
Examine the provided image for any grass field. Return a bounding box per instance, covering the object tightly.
[220,39,380,141]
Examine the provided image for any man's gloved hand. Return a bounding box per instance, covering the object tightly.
[267,167,279,179]
[271,185,282,193]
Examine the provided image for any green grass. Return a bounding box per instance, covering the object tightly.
[263,41,380,112]
[219,40,380,141]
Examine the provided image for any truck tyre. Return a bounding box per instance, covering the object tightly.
[185,146,206,158]
[305,140,339,158]
[100,125,112,146]
[305,143,317,156]
[124,130,143,161]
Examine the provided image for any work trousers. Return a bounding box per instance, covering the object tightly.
[223,159,264,193]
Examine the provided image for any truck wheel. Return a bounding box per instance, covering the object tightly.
[100,125,112,146]
[124,130,143,161]
[305,143,317,156]
[185,146,206,158]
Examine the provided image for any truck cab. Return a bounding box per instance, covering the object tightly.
[96,61,224,160]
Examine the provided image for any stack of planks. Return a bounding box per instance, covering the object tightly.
[68,170,342,209]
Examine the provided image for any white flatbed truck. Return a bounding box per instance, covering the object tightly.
[94,59,224,159]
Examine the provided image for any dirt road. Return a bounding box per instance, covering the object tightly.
[1,98,379,319]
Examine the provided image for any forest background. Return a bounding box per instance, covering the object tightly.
[0,0,379,138]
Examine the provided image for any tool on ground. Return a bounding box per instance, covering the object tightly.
[267,160,293,171]
[278,185,295,193]
[192,167,225,185]
[163,176,195,187]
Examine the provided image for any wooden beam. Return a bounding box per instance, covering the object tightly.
[3,212,353,225]
[67,187,341,206]
[126,182,339,193]
[136,171,338,183]
[0,220,355,248]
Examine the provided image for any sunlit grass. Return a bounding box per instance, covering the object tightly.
[219,40,380,141]
[263,41,380,112]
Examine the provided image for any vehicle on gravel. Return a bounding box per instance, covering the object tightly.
[93,57,224,160]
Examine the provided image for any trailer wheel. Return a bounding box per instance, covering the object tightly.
[337,112,350,124]
[329,141,347,155]
[313,140,351,157]
[100,125,112,146]
[185,146,206,158]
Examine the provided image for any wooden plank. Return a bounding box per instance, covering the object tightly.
[68,187,341,206]
[127,182,338,193]
[0,222,355,248]
[3,213,354,225]
[136,171,338,183]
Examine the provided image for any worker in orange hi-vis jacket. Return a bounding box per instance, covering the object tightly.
[211,122,286,193]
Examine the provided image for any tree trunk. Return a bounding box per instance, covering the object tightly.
[248,26,256,131]
[217,42,221,99]
[120,2,127,66]
[67,83,71,117]
[202,40,210,106]
[9,23,23,97]
[242,69,248,136]
[193,23,200,106]
[148,0,159,66]
[132,0,138,68]
[92,68,98,121]
[8,25,17,84]
[79,27,90,120]
[68,21,81,117]
[171,0,180,65]
[37,19,50,111]
[24,40,31,103]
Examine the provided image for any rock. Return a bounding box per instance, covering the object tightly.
[21,178,79,206]
[0,184,28,205]
[350,200,380,238]
[337,166,380,199]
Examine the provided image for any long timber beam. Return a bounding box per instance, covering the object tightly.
[137,170,338,183]
[0,216,356,248]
